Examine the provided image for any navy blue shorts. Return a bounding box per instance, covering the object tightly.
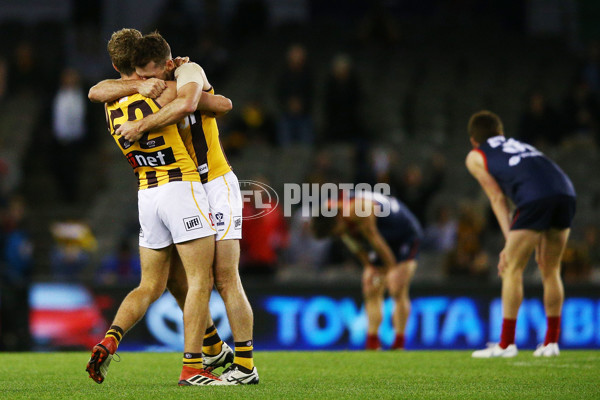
[511,195,576,231]
[369,236,420,267]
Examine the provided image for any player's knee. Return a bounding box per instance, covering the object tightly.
[214,273,238,294]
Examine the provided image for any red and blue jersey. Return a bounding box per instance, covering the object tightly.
[475,136,575,206]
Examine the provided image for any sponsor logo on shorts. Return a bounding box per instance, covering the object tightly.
[214,212,225,227]
[198,163,209,174]
[234,216,242,229]
[139,227,144,237]
[183,216,202,231]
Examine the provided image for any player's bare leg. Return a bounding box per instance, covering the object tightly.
[87,246,172,383]
[175,237,226,386]
[167,252,233,370]
[533,228,569,357]
[500,230,541,319]
[473,229,540,358]
[175,237,214,354]
[362,265,385,350]
[387,259,417,349]
[213,239,259,384]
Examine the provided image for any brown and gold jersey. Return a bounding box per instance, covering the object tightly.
[178,87,232,183]
[105,93,200,190]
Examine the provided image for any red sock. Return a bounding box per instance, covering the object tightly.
[391,334,405,350]
[365,334,380,350]
[544,316,561,345]
[499,318,517,349]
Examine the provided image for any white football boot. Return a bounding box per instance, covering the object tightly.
[533,343,560,357]
[472,343,518,358]
[219,364,259,385]
[203,341,234,371]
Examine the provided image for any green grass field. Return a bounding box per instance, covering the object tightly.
[0,351,598,399]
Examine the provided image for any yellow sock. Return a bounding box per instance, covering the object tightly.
[234,341,254,370]
[202,325,223,356]
[182,352,203,370]
[105,325,124,346]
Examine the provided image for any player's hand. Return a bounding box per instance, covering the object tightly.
[497,249,507,276]
[138,78,167,99]
[173,56,190,68]
[116,121,143,143]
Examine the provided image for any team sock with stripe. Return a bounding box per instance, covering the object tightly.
[183,352,203,370]
[102,325,123,353]
[202,324,223,356]
[233,340,254,371]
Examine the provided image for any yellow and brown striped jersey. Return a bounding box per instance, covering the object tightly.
[178,87,232,183]
[105,93,200,190]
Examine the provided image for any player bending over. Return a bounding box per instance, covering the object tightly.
[312,190,423,350]
[466,110,576,358]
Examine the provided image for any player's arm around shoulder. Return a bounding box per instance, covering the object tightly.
[465,150,511,238]
[177,62,232,116]
[88,78,167,103]
[116,80,202,142]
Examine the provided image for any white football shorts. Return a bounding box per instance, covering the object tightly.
[138,181,215,249]
[203,171,243,241]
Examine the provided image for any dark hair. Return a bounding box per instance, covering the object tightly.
[107,28,142,76]
[131,31,171,68]
[468,110,504,144]
[311,213,338,239]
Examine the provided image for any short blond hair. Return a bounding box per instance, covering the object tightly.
[107,28,142,76]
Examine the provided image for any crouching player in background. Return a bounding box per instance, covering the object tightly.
[312,190,423,350]
[466,111,576,358]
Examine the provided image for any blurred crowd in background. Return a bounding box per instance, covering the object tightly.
[1,0,600,306]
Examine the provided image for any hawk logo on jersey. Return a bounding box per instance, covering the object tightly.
[214,212,225,227]
[183,216,202,231]
[126,148,176,169]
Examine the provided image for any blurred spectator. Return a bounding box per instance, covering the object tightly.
[230,0,269,43]
[423,205,458,253]
[285,209,331,271]
[50,221,97,281]
[562,225,600,283]
[561,241,591,283]
[8,41,41,95]
[578,41,600,95]
[96,239,141,286]
[582,225,600,269]
[51,68,88,203]
[0,195,33,350]
[517,91,563,147]
[154,0,199,52]
[358,0,400,48]
[276,44,315,147]
[0,58,7,103]
[240,178,288,278]
[304,149,343,185]
[561,80,599,145]
[444,203,489,281]
[227,99,277,151]
[392,153,446,225]
[191,33,230,88]
[322,54,364,144]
